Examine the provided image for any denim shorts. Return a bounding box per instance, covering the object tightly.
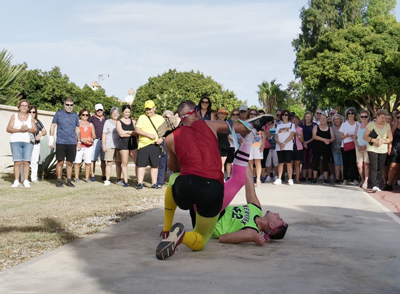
[10,142,34,162]
[332,151,343,166]
[92,138,105,161]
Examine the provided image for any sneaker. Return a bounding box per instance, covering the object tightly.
[260,176,266,183]
[23,180,31,188]
[265,176,272,182]
[312,178,317,184]
[348,181,354,185]
[299,177,306,182]
[319,174,324,180]
[11,180,20,188]
[354,180,360,186]
[135,183,144,190]
[123,182,129,188]
[32,180,39,184]
[151,184,160,189]
[160,230,169,240]
[273,179,282,185]
[101,176,106,181]
[274,175,278,181]
[66,181,75,187]
[74,178,79,183]
[342,180,348,185]
[156,222,185,260]
[308,178,314,183]
[362,181,368,189]
[90,176,96,182]
[104,180,111,186]
[157,185,163,189]
[323,179,330,185]
[56,180,63,187]
[334,179,341,184]
[246,114,275,132]
[84,179,92,183]
[288,179,294,186]
[372,186,381,193]
[116,179,124,186]
[383,184,393,191]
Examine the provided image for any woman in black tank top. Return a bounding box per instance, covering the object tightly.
[311,114,334,184]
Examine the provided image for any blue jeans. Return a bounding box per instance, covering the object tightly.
[10,142,34,161]
[157,141,168,186]
[92,138,105,161]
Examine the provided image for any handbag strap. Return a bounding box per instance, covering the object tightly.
[147,116,159,139]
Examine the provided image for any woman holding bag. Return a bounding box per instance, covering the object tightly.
[363,109,392,192]
[339,107,359,185]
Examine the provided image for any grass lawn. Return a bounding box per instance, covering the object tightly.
[0,165,165,272]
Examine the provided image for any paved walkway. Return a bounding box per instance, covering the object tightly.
[1,182,399,294]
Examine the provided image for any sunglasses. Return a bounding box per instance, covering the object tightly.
[276,114,280,117]
[360,116,368,119]
[65,103,74,106]
[96,109,103,112]
[348,112,355,115]
[29,111,36,113]
[201,101,209,104]
[249,113,257,116]
[316,112,321,115]
[231,113,239,116]
[282,114,289,117]
[397,116,400,119]
[240,110,247,113]
[81,114,89,117]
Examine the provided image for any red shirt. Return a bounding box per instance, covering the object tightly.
[174,120,223,184]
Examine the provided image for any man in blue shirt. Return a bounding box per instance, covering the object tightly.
[49,97,81,187]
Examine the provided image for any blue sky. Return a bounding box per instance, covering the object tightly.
[2,1,400,107]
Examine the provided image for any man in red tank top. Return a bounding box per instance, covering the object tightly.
[155,100,273,260]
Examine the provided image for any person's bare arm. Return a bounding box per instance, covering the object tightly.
[29,117,37,134]
[219,228,264,246]
[76,126,81,151]
[49,122,57,149]
[206,120,250,138]
[245,164,261,207]
[165,134,180,172]
[6,115,16,133]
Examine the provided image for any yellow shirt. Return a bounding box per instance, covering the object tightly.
[136,114,164,149]
[366,122,391,154]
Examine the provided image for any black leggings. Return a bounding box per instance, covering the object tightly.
[312,151,330,172]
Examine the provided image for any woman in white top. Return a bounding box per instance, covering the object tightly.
[339,107,359,185]
[6,99,37,188]
[354,110,370,189]
[273,110,296,186]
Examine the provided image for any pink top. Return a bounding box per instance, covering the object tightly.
[294,126,303,150]
[263,124,271,149]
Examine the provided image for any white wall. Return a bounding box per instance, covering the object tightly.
[0,105,56,173]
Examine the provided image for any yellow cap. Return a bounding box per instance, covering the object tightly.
[144,100,155,109]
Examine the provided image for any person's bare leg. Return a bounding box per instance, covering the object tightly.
[105,161,112,180]
[14,161,22,181]
[74,163,81,180]
[137,167,146,184]
[150,167,158,185]
[56,161,64,180]
[286,162,293,180]
[23,161,30,181]
[85,163,91,180]
[66,161,73,180]
[115,161,122,180]
[101,160,106,178]
[255,159,261,185]
[120,150,129,183]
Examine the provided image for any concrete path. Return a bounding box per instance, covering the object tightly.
[1,182,399,294]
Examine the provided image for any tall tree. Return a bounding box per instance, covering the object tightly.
[257,79,287,113]
[133,69,244,119]
[0,49,26,104]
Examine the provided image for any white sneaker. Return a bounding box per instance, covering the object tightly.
[274,175,278,181]
[266,176,272,182]
[23,180,31,188]
[11,180,20,188]
[288,179,294,186]
[372,186,381,193]
[273,179,282,185]
[104,180,111,186]
[319,174,324,180]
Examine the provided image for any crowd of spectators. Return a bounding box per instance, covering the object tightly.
[6,96,400,192]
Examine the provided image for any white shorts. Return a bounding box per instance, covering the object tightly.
[356,148,370,163]
[266,149,279,167]
[249,146,263,160]
[75,146,93,164]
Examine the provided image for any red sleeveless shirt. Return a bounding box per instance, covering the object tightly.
[174,120,223,184]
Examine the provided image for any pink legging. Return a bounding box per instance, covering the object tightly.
[221,164,247,211]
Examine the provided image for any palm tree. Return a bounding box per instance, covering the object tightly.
[0,49,26,99]
[257,79,284,113]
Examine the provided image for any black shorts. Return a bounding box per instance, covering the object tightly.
[226,148,235,163]
[172,175,224,218]
[277,150,294,164]
[136,144,161,167]
[261,148,270,168]
[293,149,303,161]
[389,151,400,164]
[56,144,77,162]
[219,147,229,157]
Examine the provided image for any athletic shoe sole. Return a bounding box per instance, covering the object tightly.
[155,222,185,260]
[246,114,274,132]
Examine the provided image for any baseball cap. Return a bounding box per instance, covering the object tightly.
[239,105,248,111]
[95,103,104,111]
[218,108,229,114]
[144,100,155,109]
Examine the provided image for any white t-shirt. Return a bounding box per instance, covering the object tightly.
[275,122,296,151]
[339,121,359,147]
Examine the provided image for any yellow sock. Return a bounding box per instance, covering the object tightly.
[163,186,177,232]
[182,231,204,251]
